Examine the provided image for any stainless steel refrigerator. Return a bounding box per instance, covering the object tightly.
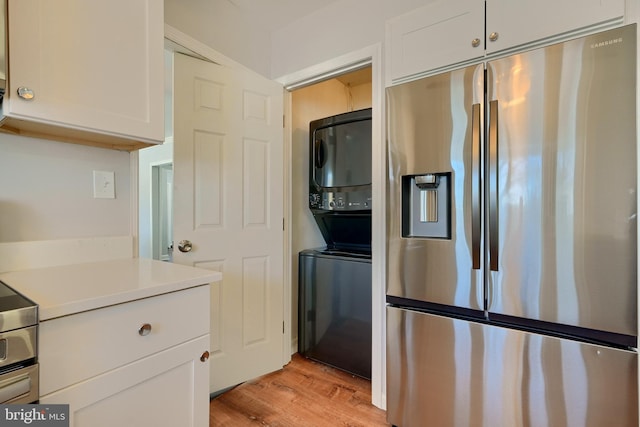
[386,24,638,427]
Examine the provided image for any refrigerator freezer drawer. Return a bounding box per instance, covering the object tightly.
[386,306,638,427]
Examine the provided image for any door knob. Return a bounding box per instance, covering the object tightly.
[178,240,193,253]
[200,351,210,362]
[489,32,499,42]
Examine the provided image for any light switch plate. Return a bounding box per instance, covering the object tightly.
[93,170,115,199]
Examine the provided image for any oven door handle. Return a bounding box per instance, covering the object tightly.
[0,374,31,404]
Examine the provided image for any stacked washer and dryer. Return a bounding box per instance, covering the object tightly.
[298,108,372,379]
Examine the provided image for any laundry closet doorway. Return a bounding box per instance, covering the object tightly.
[280,43,386,408]
[288,66,373,352]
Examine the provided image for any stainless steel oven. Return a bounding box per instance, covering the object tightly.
[0,280,38,404]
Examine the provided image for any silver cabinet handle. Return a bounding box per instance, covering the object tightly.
[200,351,210,362]
[177,240,192,253]
[471,38,481,48]
[489,32,499,42]
[138,323,152,336]
[17,87,34,100]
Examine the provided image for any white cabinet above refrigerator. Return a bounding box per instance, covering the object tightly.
[386,0,625,83]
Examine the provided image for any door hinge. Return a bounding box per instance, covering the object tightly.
[283,321,285,334]
[283,114,285,128]
[282,218,285,231]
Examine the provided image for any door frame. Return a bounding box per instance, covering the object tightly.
[275,43,386,410]
[150,161,172,261]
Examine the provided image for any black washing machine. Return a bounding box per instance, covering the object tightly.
[298,247,371,379]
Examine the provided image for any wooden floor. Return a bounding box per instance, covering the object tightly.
[209,353,389,426]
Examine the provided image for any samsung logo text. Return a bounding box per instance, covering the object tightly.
[591,37,623,49]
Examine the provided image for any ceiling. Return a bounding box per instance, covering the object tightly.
[225,0,340,32]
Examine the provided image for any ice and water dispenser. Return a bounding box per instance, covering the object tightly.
[402,172,451,239]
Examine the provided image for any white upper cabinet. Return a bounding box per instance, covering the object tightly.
[3,0,164,150]
[485,0,625,54]
[387,0,625,83]
[386,0,484,83]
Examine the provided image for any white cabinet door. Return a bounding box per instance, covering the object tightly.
[40,336,210,427]
[387,0,625,83]
[387,0,484,82]
[5,0,164,145]
[486,0,625,54]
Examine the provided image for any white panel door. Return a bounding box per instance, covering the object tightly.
[172,53,284,393]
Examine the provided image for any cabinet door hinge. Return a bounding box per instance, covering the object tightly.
[282,218,285,231]
[283,321,285,334]
[283,114,285,128]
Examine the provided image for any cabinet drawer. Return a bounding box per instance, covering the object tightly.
[39,285,210,396]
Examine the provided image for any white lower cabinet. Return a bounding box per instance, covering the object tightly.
[40,336,210,427]
[38,285,211,427]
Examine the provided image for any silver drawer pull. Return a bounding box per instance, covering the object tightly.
[138,323,152,336]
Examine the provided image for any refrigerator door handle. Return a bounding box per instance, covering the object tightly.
[471,103,481,270]
[488,100,499,271]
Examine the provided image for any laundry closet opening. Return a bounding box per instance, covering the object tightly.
[289,65,374,379]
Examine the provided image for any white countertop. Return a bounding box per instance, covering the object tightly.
[0,258,222,321]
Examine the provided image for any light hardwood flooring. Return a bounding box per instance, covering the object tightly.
[209,353,389,426]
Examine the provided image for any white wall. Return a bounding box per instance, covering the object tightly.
[164,50,174,139]
[0,134,131,242]
[271,0,429,79]
[164,0,271,77]
[138,50,175,259]
[164,0,430,80]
